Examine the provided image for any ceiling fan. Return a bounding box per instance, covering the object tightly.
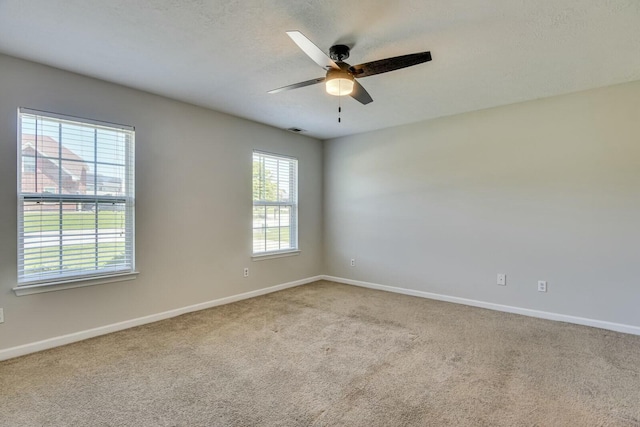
[268,31,432,105]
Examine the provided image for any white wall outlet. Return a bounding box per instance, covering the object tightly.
[0,308,4,323]
[243,267,249,278]
[350,259,356,267]
[538,281,547,292]
[497,273,506,286]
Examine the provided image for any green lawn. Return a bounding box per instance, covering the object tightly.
[24,242,125,275]
[23,211,126,232]
[253,227,291,248]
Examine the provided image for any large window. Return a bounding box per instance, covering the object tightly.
[252,151,298,255]
[17,108,135,287]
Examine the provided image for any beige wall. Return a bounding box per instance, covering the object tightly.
[0,54,324,350]
[324,81,640,327]
[2,52,638,353]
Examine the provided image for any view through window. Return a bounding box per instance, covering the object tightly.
[17,109,135,285]
[252,151,298,255]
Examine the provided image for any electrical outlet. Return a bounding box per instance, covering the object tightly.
[0,308,4,323]
[497,273,506,286]
[538,281,547,292]
[350,259,356,267]
[243,268,249,278]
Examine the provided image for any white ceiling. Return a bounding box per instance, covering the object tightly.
[0,1,638,140]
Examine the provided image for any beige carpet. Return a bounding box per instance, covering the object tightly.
[1,280,639,426]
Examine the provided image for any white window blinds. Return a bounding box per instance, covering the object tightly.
[252,151,298,255]
[17,108,135,286]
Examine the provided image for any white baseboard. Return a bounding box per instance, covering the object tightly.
[322,275,640,336]
[4,274,637,361]
[0,275,322,361]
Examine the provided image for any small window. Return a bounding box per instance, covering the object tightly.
[22,155,36,174]
[252,151,298,255]
[17,108,135,286]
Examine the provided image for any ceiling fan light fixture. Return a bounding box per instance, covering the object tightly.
[325,70,354,96]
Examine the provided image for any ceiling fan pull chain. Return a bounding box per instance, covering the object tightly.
[338,91,342,123]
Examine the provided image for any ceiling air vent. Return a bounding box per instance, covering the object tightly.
[286,127,305,133]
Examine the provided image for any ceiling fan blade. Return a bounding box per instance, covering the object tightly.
[286,31,340,70]
[350,80,373,105]
[349,52,432,78]
[268,77,326,94]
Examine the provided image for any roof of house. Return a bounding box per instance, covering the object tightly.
[22,135,87,180]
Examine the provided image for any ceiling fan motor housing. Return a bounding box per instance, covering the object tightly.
[326,67,354,81]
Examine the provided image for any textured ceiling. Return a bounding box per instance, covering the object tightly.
[0,1,638,140]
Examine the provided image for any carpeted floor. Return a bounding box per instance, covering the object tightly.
[1,280,639,426]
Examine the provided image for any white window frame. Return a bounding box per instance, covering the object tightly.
[14,108,136,295]
[252,150,298,257]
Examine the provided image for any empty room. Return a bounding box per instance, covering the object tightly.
[1,1,639,425]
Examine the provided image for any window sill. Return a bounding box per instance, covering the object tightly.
[13,272,139,296]
[252,250,301,261]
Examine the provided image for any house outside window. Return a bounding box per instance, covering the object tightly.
[252,151,298,255]
[17,108,135,288]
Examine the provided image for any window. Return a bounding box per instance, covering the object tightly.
[22,155,36,173]
[252,151,298,255]
[17,108,135,287]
